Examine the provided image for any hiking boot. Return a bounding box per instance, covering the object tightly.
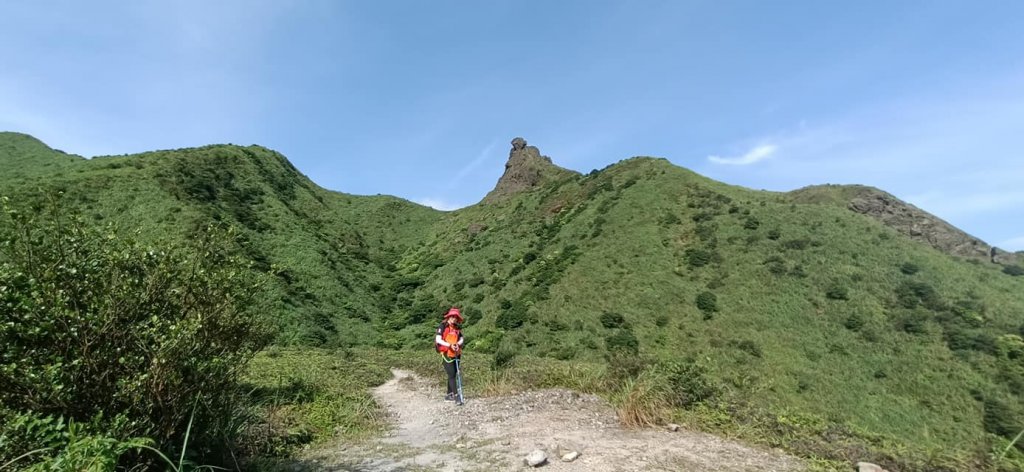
[444,393,455,402]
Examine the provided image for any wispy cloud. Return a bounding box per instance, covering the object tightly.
[708,144,777,165]
[414,197,464,211]
[452,140,499,183]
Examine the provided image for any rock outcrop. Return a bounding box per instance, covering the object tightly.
[481,137,578,204]
[790,184,1019,265]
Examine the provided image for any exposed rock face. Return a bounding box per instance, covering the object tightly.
[847,189,990,259]
[481,137,578,204]
[792,185,1019,264]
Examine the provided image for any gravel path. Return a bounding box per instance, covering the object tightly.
[302,369,806,471]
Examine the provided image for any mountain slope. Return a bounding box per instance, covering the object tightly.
[0,135,444,345]
[2,132,1022,468]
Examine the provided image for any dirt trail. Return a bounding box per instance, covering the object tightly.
[302,369,806,471]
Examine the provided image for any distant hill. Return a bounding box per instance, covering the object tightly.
[2,131,1023,467]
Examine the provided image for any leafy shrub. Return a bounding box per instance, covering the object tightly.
[767,260,787,276]
[605,352,648,384]
[743,217,760,230]
[734,340,763,358]
[0,196,268,464]
[692,211,715,223]
[766,229,781,240]
[844,313,866,331]
[605,328,640,353]
[695,223,717,242]
[900,262,920,275]
[659,212,681,226]
[656,360,718,407]
[655,315,670,328]
[600,311,626,329]
[684,248,717,268]
[461,306,483,327]
[789,265,807,278]
[896,310,931,335]
[695,291,718,315]
[493,345,517,369]
[1004,265,1024,276]
[825,283,849,301]
[983,397,1024,440]
[895,281,945,311]
[495,300,530,330]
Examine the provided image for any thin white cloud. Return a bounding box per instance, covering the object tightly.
[708,144,777,165]
[999,236,1024,252]
[453,141,499,183]
[415,198,464,211]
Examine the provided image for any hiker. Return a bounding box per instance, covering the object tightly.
[435,307,464,403]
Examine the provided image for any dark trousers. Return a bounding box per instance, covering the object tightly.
[443,358,458,395]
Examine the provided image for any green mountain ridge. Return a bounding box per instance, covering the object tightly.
[2,131,1024,468]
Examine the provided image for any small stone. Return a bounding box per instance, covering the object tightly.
[525,449,547,467]
[456,443,466,449]
[856,462,887,472]
[667,423,680,432]
[501,440,512,446]
[561,451,580,462]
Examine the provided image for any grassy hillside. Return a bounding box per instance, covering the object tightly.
[2,132,1023,469]
[0,132,443,346]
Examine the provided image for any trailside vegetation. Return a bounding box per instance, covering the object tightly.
[0,195,270,469]
[2,132,1023,470]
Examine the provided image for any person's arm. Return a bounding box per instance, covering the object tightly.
[435,324,451,347]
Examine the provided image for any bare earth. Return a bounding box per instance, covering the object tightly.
[301,369,806,471]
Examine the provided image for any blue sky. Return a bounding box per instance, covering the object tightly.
[2,1,1023,250]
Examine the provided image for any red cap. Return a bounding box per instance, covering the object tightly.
[444,307,463,322]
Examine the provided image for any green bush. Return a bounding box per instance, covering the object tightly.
[734,340,763,358]
[844,313,866,331]
[605,328,639,353]
[743,216,760,230]
[900,262,920,275]
[493,344,518,369]
[495,300,530,330]
[0,196,268,465]
[600,311,626,329]
[983,397,1024,440]
[1004,265,1024,276]
[605,351,647,383]
[825,283,849,301]
[896,310,931,335]
[766,229,781,240]
[655,360,718,407]
[895,281,944,310]
[684,248,716,268]
[695,291,718,315]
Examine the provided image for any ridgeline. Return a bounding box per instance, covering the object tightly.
[2,131,1023,470]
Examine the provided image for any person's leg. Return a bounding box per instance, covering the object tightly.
[443,359,457,398]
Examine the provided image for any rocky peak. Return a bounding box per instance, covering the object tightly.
[792,184,1019,265]
[481,137,578,204]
